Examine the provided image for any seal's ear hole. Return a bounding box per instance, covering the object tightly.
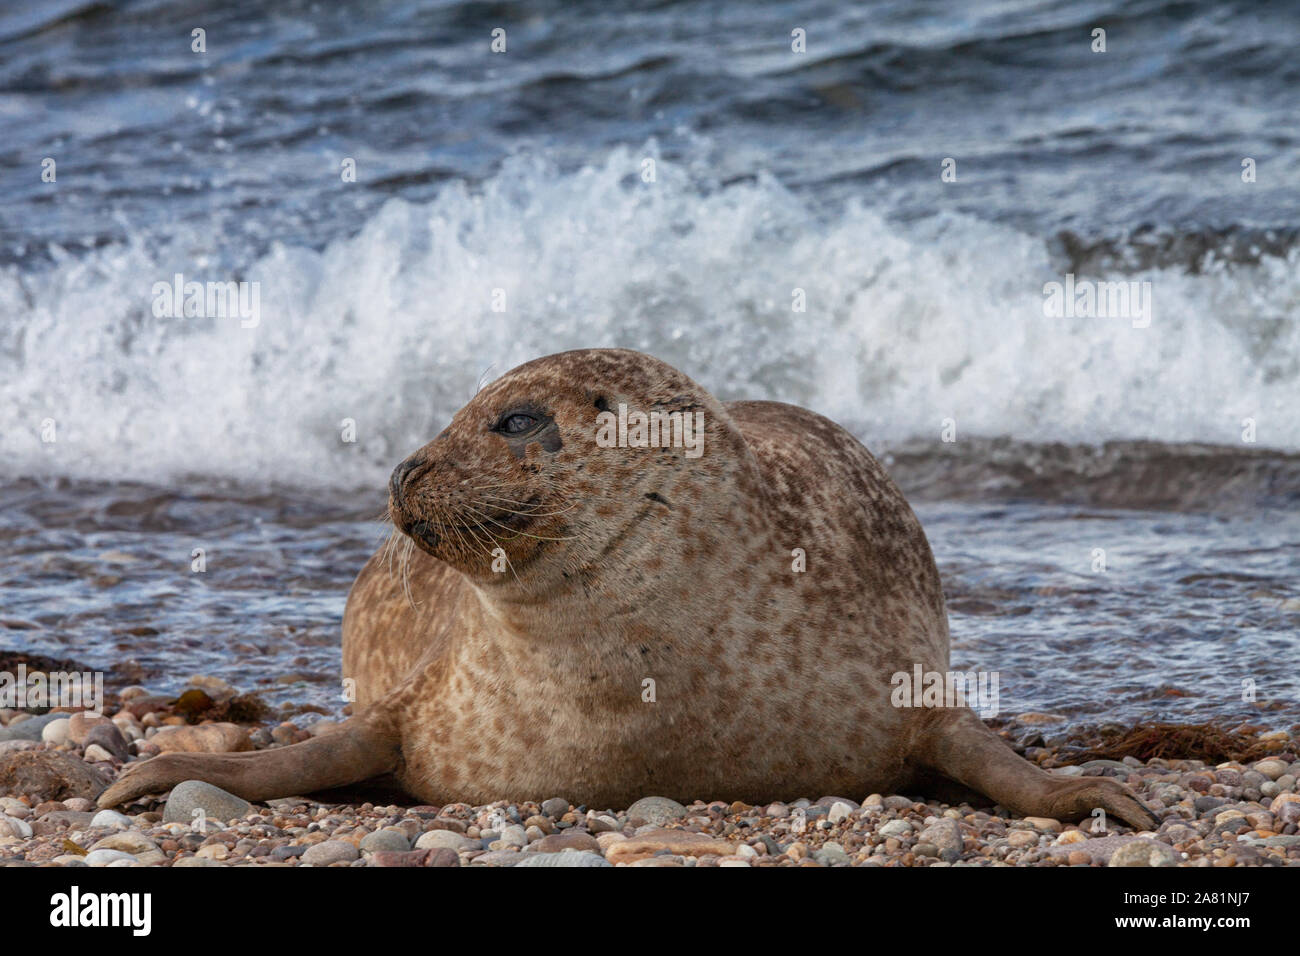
[594,396,611,412]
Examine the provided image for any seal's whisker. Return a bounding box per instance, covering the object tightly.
[469,496,579,518]
[470,517,529,593]
[462,504,579,542]
[441,506,481,566]
[399,536,420,609]
[382,524,403,581]
[441,498,491,560]
[467,475,567,492]
[457,516,500,568]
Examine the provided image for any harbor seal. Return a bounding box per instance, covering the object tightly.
[100,348,1157,828]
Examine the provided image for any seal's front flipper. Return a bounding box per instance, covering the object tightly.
[96,710,399,809]
[916,708,1160,831]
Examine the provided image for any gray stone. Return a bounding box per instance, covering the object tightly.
[0,713,65,741]
[1108,840,1176,867]
[826,801,854,825]
[471,850,524,866]
[1238,834,1300,848]
[84,848,138,866]
[1194,796,1227,814]
[85,723,131,761]
[878,820,912,838]
[813,842,849,865]
[302,840,359,865]
[162,780,253,824]
[88,831,165,864]
[626,796,687,827]
[815,795,861,810]
[0,814,32,838]
[541,797,569,819]
[495,824,527,848]
[415,829,479,852]
[89,809,131,829]
[919,819,963,854]
[1047,835,1147,865]
[360,828,411,853]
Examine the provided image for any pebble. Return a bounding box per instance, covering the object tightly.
[541,797,569,818]
[1047,835,1144,865]
[606,828,737,864]
[152,723,252,754]
[414,829,479,853]
[534,832,600,854]
[88,830,165,864]
[827,801,854,825]
[1108,840,1177,867]
[813,842,850,865]
[162,780,252,825]
[0,750,109,802]
[67,713,113,746]
[626,796,687,827]
[89,809,132,829]
[0,713,66,742]
[1023,816,1062,832]
[2,700,1294,869]
[0,814,32,838]
[40,718,71,746]
[84,848,138,866]
[360,828,411,853]
[87,724,132,760]
[878,820,912,838]
[302,840,360,865]
[919,819,963,854]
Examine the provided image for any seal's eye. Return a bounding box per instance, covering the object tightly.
[496,413,537,435]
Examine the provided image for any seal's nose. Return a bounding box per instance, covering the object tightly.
[389,457,421,505]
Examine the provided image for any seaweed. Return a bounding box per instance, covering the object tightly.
[1057,720,1297,765]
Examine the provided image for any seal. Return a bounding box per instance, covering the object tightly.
[100,348,1158,828]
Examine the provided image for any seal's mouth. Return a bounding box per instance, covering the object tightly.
[407,520,440,550]
[475,497,543,533]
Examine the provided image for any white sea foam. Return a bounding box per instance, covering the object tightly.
[2,147,1296,489]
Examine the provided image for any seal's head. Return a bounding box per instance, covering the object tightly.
[387,348,760,590]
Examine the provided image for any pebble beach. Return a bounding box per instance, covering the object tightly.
[1,680,1296,868]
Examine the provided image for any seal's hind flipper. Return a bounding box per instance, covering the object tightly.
[96,711,399,809]
[916,708,1160,830]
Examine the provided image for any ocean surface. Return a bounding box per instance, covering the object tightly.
[0,0,1296,729]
